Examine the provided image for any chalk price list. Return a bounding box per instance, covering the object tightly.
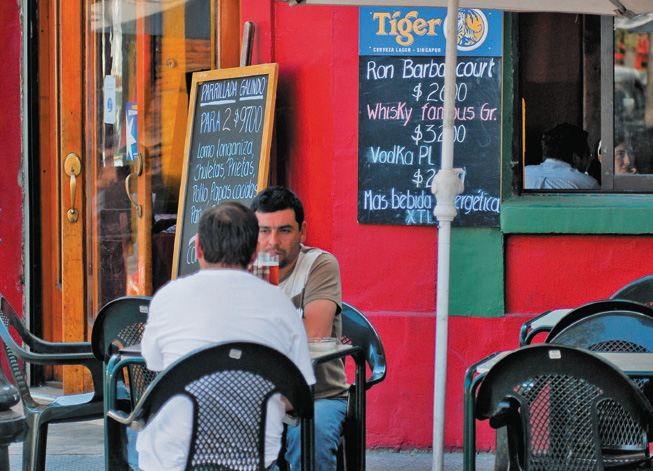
[183,75,268,268]
[358,56,502,227]
[189,76,268,225]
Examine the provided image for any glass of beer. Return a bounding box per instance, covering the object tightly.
[251,252,279,285]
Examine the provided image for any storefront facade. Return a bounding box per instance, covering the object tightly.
[2,0,653,451]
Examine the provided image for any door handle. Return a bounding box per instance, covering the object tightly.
[125,153,143,218]
[64,153,81,223]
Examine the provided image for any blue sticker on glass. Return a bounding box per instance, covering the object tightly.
[126,102,138,161]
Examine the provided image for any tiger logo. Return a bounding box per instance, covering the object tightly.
[456,9,488,52]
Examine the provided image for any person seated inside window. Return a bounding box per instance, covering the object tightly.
[524,123,599,190]
[593,131,638,179]
[614,139,637,174]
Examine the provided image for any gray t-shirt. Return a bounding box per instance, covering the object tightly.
[280,245,349,399]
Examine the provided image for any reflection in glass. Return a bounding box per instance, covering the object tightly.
[614,18,653,174]
[88,0,211,307]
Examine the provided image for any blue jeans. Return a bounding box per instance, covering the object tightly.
[286,398,347,471]
[126,427,140,470]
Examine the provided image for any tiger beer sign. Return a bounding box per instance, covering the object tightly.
[359,7,502,57]
[357,7,503,227]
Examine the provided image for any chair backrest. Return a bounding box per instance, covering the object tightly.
[340,302,387,389]
[91,296,152,362]
[91,296,154,404]
[133,342,313,471]
[545,299,653,343]
[611,274,653,307]
[476,345,653,471]
[546,305,653,353]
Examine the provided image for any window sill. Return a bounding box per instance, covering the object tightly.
[501,194,653,234]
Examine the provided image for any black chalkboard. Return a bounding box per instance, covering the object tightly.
[173,64,278,277]
[358,55,502,227]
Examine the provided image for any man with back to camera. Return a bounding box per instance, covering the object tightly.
[136,201,315,471]
[524,122,600,190]
[251,186,348,471]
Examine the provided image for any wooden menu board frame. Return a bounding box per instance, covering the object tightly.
[172,63,278,278]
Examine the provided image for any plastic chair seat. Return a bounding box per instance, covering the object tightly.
[49,392,95,408]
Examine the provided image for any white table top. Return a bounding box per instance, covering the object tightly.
[309,344,358,363]
[527,309,573,329]
[475,350,653,376]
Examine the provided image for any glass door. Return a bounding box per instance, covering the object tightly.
[43,0,230,392]
[88,0,215,308]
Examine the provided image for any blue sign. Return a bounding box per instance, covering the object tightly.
[126,102,138,161]
[359,7,502,57]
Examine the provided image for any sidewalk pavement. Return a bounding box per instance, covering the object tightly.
[6,389,496,470]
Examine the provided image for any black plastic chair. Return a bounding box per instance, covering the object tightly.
[611,274,653,307]
[476,344,653,471]
[337,302,387,471]
[90,295,154,471]
[0,294,103,471]
[107,341,315,471]
[544,303,653,467]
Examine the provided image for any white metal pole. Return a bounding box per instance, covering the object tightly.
[433,221,451,471]
[432,0,461,470]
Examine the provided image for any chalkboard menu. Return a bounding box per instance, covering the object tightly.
[173,64,278,277]
[358,55,502,227]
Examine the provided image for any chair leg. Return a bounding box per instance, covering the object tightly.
[336,441,345,471]
[494,427,510,471]
[106,419,131,471]
[22,417,48,471]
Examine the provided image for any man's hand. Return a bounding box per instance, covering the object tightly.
[302,299,337,338]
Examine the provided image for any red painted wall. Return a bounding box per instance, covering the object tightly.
[506,235,653,314]
[364,313,530,449]
[0,1,25,313]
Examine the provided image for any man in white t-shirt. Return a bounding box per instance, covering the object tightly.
[136,201,315,471]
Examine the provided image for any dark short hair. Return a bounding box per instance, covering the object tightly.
[198,202,258,268]
[541,123,589,165]
[250,186,305,226]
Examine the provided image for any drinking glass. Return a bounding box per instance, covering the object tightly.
[250,252,279,285]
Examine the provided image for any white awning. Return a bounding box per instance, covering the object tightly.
[278,0,653,18]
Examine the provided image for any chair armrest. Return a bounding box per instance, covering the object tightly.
[106,356,149,412]
[0,319,95,366]
[365,367,387,390]
[3,342,97,366]
[106,409,146,431]
[22,333,92,355]
[107,356,152,432]
[1,337,104,400]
